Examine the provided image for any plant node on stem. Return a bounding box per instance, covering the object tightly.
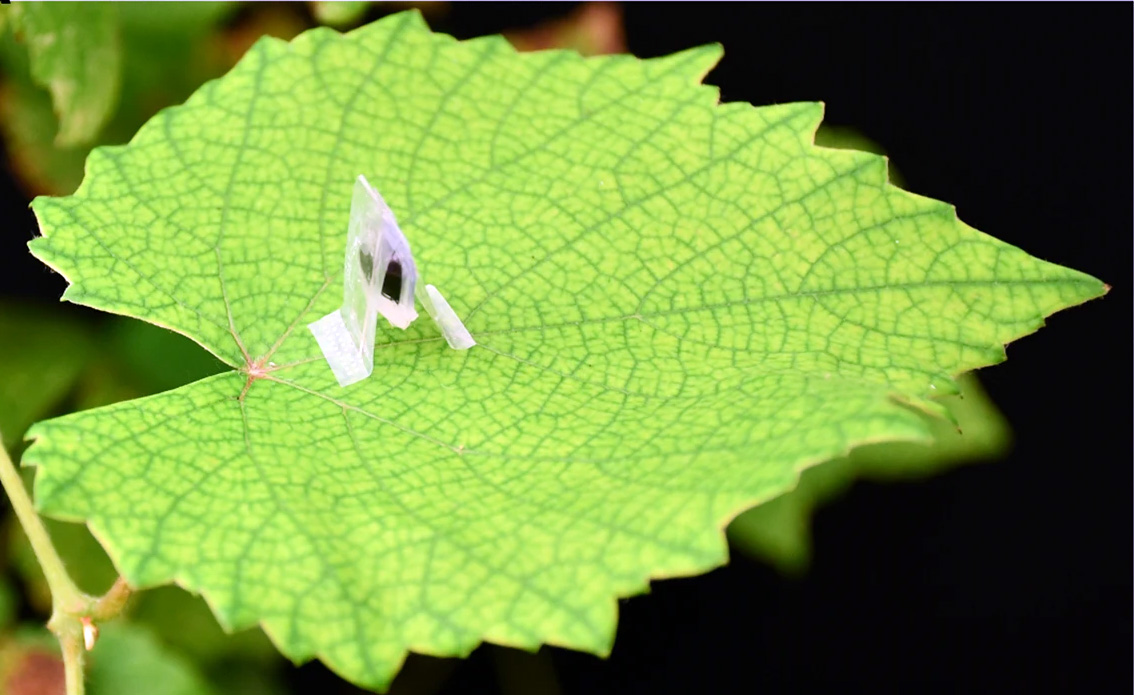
[0,434,133,695]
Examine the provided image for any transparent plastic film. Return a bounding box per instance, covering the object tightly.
[309,175,475,387]
[417,284,476,350]
[308,175,418,387]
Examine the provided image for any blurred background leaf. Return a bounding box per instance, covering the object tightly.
[87,622,217,695]
[814,123,907,189]
[2,2,121,147]
[503,2,624,56]
[310,1,372,29]
[0,302,93,451]
[0,2,240,196]
[727,373,1011,574]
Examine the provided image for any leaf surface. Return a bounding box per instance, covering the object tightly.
[24,12,1104,690]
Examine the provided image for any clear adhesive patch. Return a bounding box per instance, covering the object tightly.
[308,309,372,386]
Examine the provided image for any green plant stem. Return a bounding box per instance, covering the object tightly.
[91,576,132,619]
[0,437,130,695]
[0,443,85,610]
[60,629,86,695]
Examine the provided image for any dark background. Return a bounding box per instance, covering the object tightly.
[1,3,1129,694]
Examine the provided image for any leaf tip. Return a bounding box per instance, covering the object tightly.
[692,42,724,82]
[348,7,429,43]
[650,42,724,86]
[25,227,67,285]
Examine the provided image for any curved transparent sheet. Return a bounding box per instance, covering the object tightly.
[308,175,419,387]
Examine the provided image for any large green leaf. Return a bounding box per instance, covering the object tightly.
[23,12,1104,690]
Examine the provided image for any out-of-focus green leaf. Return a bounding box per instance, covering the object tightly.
[4,2,121,146]
[311,1,371,28]
[104,319,226,396]
[118,1,236,32]
[113,3,239,135]
[0,579,16,631]
[67,319,227,419]
[0,304,223,456]
[0,302,93,450]
[130,587,280,669]
[0,76,89,194]
[87,622,217,695]
[814,124,887,156]
[0,2,238,195]
[727,373,1011,573]
[815,123,906,188]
